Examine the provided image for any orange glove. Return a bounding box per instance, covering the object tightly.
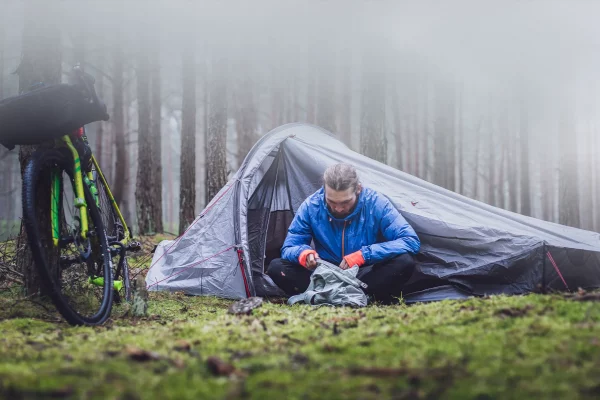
[343,250,365,268]
[299,249,319,268]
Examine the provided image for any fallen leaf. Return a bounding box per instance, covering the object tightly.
[207,356,236,376]
[126,346,162,362]
[275,319,288,325]
[174,340,191,352]
[496,305,534,318]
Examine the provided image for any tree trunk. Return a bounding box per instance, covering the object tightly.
[179,48,196,234]
[235,67,257,168]
[391,78,404,170]
[316,61,336,133]
[150,52,163,233]
[433,81,455,190]
[306,59,316,124]
[360,49,387,164]
[0,26,6,226]
[135,48,155,234]
[520,106,531,216]
[338,48,352,147]
[94,53,105,170]
[16,3,62,294]
[558,112,580,227]
[112,44,127,207]
[205,55,228,204]
[0,25,4,99]
[457,83,464,194]
[507,108,519,213]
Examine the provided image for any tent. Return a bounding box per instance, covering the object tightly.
[146,123,600,302]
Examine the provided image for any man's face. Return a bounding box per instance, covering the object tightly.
[324,184,361,219]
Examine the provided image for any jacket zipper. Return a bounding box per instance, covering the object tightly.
[342,220,347,257]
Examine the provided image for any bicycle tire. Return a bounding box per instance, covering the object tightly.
[93,169,131,302]
[22,148,113,325]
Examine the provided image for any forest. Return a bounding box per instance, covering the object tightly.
[1,2,600,399]
[2,1,599,241]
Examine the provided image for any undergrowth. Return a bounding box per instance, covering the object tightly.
[0,291,598,399]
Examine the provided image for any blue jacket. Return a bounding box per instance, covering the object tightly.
[281,187,420,265]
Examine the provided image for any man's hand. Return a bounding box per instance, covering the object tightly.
[306,253,319,269]
[339,259,351,270]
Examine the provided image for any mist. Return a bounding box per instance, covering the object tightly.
[2,0,600,235]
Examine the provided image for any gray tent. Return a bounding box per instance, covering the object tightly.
[146,123,600,302]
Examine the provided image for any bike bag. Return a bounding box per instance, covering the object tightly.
[0,83,109,150]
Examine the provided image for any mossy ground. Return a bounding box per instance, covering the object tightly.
[0,289,598,399]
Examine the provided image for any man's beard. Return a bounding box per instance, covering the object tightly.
[331,210,350,218]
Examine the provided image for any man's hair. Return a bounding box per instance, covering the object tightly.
[323,163,360,192]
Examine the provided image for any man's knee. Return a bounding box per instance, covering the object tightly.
[385,253,417,270]
[267,258,286,278]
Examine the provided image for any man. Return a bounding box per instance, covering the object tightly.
[267,163,420,304]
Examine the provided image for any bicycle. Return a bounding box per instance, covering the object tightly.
[0,65,140,325]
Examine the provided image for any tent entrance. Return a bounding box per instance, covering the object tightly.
[247,145,296,296]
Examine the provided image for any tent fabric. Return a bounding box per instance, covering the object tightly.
[146,123,600,301]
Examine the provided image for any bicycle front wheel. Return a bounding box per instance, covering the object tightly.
[22,148,113,325]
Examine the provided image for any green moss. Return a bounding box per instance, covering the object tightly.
[0,292,598,399]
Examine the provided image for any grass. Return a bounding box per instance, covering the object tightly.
[0,290,598,399]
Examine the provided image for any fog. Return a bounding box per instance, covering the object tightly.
[2,0,600,234]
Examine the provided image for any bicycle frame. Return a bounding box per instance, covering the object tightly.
[90,154,131,245]
[51,135,90,245]
[49,132,132,291]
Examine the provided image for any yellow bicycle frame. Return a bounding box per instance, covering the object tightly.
[90,155,131,245]
[50,135,131,247]
[50,136,89,245]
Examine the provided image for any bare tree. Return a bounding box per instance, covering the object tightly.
[205,55,228,204]
[391,77,404,170]
[179,47,196,234]
[360,49,387,164]
[316,60,336,133]
[433,81,456,191]
[306,59,317,124]
[112,43,127,207]
[16,3,62,294]
[338,48,352,147]
[0,25,4,99]
[135,46,155,234]
[558,111,580,227]
[150,51,163,233]
[519,105,532,216]
[235,65,257,167]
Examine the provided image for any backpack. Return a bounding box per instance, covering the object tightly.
[288,260,368,307]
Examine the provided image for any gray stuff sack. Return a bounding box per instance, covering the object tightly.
[288,260,369,307]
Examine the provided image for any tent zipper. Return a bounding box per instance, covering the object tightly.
[342,220,347,257]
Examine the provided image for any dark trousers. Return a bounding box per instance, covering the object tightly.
[267,253,416,303]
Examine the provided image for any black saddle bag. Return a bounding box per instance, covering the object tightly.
[0,84,109,150]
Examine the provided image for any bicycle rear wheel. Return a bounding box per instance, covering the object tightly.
[22,148,113,325]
